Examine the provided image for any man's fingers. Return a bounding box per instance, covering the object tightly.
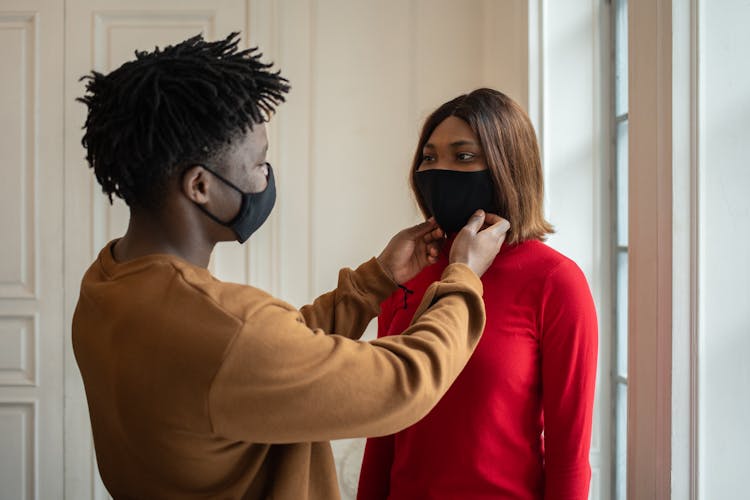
[484,216,511,238]
[463,210,486,234]
[423,226,445,243]
[408,218,438,238]
[483,213,504,226]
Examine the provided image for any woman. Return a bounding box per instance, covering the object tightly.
[358,88,598,499]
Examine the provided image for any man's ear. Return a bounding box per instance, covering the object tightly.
[181,165,210,204]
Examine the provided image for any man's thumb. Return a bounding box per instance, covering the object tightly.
[489,218,511,237]
[463,210,486,234]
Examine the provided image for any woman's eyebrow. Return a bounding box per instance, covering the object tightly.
[423,140,479,150]
[449,140,479,147]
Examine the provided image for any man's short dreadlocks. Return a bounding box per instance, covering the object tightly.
[77,32,290,209]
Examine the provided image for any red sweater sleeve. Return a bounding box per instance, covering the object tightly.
[540,260,598,500]
[357,296,396,500]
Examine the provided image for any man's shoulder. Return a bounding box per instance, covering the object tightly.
[79,247,292,327]
[168,259,293,323]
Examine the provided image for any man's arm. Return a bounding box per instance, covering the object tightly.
[209,211,509,443]
[208,263,484,443]
[299,219,444,339]
[299,257,397,340]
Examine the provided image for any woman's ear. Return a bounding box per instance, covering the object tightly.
[181,165,210,204]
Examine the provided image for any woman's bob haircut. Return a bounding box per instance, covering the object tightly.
[410,88,553,244]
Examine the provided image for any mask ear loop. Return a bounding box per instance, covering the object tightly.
[180,164,241,226]
[397,284,414,310]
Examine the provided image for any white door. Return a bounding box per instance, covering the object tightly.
[0,1,64,499]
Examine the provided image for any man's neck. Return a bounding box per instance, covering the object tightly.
[112,211,215,268]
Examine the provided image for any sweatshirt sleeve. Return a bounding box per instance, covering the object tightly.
[208,263,485,444]
[540,260,598,500]
[357,297,398,500]
[299,257,398,340]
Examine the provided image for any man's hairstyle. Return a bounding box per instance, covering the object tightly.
[409,88,553,244]
[78,32,290,208]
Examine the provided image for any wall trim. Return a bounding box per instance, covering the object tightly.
[671,0,700,498]
[527,0,546,217]
[693,0,703,497]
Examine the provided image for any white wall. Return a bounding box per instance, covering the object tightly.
[698,0,750,497]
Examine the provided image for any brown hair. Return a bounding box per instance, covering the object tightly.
[410,88,553,244]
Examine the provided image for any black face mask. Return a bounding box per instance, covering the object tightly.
[415,169,497,234]
[194,162,276,243]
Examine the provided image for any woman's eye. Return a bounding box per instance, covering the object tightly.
[422,154,435,163]
[457,152,476,161]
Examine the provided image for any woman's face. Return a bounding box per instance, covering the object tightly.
[417,116,487,172]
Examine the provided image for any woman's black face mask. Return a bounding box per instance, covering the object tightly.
[415,169,497,234]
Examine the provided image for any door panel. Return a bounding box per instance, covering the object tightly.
[0,2,64,499]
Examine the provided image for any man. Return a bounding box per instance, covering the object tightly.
[73,32,509,499]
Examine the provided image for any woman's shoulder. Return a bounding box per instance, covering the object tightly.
[488,240,590,293]
[517,242,594,303]
[495,239,578,272]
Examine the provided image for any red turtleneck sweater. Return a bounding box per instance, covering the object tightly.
[358,239,598,500]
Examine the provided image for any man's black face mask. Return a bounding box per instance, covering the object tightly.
[194,162,276,243]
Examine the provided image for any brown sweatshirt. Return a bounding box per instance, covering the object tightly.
[72,241,486,499]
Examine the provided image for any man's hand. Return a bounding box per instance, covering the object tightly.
[377,218,445,284]
[449,210,511,277]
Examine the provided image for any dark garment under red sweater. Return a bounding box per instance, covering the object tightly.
[358,239,598,500]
